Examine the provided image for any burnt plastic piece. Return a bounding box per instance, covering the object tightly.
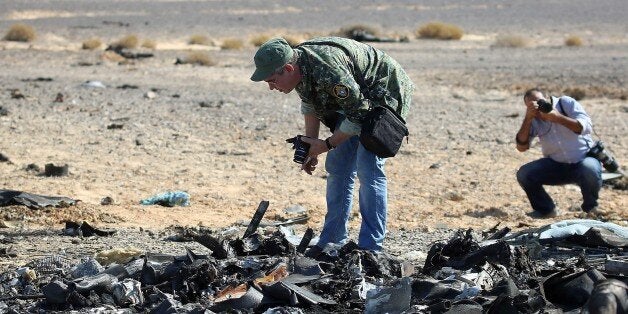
[297,228,314,254]
[0,189,76,209]
[44,163,69,176]
[243,200,270,238]
[42,280,72,304]
[543,268,606,310]
[583,279,628,314]
[64,221,116,237]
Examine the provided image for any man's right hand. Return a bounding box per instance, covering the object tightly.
[301,156,318,175]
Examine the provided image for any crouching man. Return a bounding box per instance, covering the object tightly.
[515,88,602,218]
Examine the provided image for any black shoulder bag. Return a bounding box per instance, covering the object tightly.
[297,41,409,158]
[360,103,408,158]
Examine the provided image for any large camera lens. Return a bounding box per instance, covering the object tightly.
[537,99,553,113]
[588,141,620,173]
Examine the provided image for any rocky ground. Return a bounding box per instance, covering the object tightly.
[0,0,626,273]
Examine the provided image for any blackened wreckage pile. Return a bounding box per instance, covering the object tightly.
[0,219,627,313]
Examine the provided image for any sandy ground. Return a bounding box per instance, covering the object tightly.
[0,1,627,270]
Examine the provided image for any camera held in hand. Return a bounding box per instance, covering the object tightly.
[537,99,553,113]
[286,135,311,164]
[587,141,619,173]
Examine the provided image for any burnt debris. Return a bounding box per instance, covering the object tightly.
[0,218,626,313]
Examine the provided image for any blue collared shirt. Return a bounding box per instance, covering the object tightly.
[528,96,594,163]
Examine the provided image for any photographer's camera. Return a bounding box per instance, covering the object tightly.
[286,135,311,164]
[537,99,553,113]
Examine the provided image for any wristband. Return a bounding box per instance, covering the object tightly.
[325,137,335,150]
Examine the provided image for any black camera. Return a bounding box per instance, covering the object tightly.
[587,141,619,173]
[537,99,553,113]
[286,135,310,164]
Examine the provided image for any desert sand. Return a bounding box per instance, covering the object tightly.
[0,1,626,270]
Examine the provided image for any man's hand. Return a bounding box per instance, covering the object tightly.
[300,137,328,156]
[538,109,561,122]
[301,156,318,175]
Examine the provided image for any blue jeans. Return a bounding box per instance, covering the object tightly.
[317,135,387,251]
[516,157,602,214]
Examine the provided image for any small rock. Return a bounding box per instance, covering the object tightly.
[144,91,156,99]
[54,93,64,103]
[101,196,114,205]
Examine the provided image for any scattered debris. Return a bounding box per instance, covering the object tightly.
[0,212,625,313]
[100,196,114,205]
[140,191,190,207]
[53,93,64,103]
[0,189,76,209]
[144,91,156,99]
[105,45,154,59]
[24,163,41,173]
[116,84,138,89]
[44,163,69,177]
[63,221,116,237]
[106,123,124,130]
[21,77,53,82]
[80,81,106,89]
[10,89,25,99]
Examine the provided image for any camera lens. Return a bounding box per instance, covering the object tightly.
[537,99,553,113]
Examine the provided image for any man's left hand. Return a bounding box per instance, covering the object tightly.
[539,109,561,122]
[300,137,328,156]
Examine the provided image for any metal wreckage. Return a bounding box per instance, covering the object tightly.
[0,201,626,313]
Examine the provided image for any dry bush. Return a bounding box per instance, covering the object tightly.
[493,35,531,48]
[189,34,211,45]
[336,24,380,38]
[565,35,583,47]
[82,38,102,50]
[416,22,463,40]
[251,34,273,47]
[184,51,216,66]
[111,35,139,49]
[3,23,36,42]
[221,38,244,50]
[141,39,156,49]
[563,87,586,100]
[283,35,306,47]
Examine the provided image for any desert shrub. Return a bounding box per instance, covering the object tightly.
[189,34,211,45]
[336,24,381,39]
[416,22,463,40]
[283,35,306,47]
[141,39,156,49]
[184,51,216,66]
[3,23,36,42]
[251,34,273,47]
[221,38,243,50]
[82,38,102,50]
[493,35,530,48]
[565,35,583,47]
[563,87,586,100]
[111,35,138,49]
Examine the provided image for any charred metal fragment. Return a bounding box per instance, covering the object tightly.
[243,200,270,238]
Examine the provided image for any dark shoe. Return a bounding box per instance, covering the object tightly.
[526,208,560,219]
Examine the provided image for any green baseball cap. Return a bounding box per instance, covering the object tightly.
[250,37,293,81]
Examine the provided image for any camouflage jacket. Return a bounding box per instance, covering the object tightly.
[294,37,414,135]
